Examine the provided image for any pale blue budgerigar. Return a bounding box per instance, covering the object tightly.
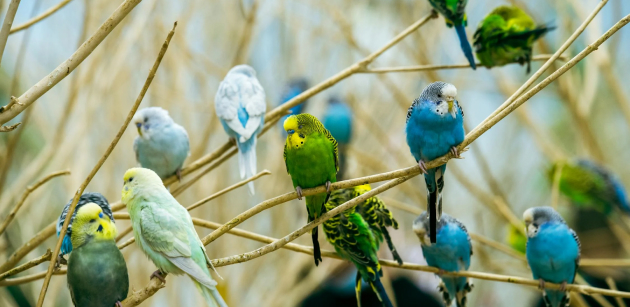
[133,107,190,180]
[215,65,267,195]
[323,96,353,180]
[406,81,465,243]
[56,192,114,265]
[122,168,227,307]
[524,207,580,307]
[413,212,473,307]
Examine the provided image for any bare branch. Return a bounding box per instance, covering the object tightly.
[0,0,21,67]
[186,170,272,211]
[0,122,21,132]
[9,0,73,34]
[0,249,51,281]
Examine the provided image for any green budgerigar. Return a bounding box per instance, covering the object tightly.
[67,203,128,307]
[323,188,393,307]
[352,184,403,265]
[283,113,339,266]
[122,168,227,307]
[506,224,527,254]
[473,5,553,73]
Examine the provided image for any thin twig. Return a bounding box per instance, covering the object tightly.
[9,0,73,34]
[551,162,564,209]
[606,277,627,307]
[0,0,143,124]
[0,0,21,67]
[186,170,272,211]
[34,21,177,307]
[0,249,51,281]
[0,122,20,132]
[0,170,70,235]
[0,223,56,274]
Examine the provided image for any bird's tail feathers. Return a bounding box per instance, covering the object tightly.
[456,279,474,307]
[236,138,257,195]
[355,272,363,307]
[195,280,228,307]
[369,277,394,307]
[544,289,570,307]
[381,227,403,265]
[455,24,476,70]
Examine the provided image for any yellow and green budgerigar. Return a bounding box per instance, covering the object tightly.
[323,188,394,307]
[122,168,227,307]
[473,5,553,73]
[283,113,339,266]
[350,184,403,265]
[67,203,128,307]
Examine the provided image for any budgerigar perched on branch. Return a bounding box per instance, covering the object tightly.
[215,65,267,195]
[473,5,554,73]
[122,168,227,307]
[413,212,473,307]
[323,96,353,180]
[283,113,338,266]
[549,159,629,215]
[352,184,403,265]
[67,203,128,307]
[133,107,190,180]
[57,192,114,264]
[524,207,580,307]
[427,0,476,69]
[405,81,464,243]
[323,188,394,307]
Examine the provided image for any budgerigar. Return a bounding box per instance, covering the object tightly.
[323,96,354,180]
[283,113,338,266]
[524,207,580,307]
[413,212,473,307]
[507,224,527,254]
[549,159,629,215]
[473,5,553,73]
[351,184,403,265]
[279,78,309,138]
[215,65,267,195]
[323,188,393,307]
[57,192,114,263]
[428,0,476,69]
[133,107,190,180]
[67,203,128,307]
[122,168,227,307]
[405,81,465,243]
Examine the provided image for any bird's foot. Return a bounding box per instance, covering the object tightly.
[418,160,428,174]
[559,281,567,292]
[229,137,237,146]
[116,301,123,307]
[296,186,303,200]
[437,269,446,276]
[449,146,460,158]
[150,270,166,283]
[55,255,67,270]
[325,181,332,193]
[538,279,546,290]
[176,168,183,182]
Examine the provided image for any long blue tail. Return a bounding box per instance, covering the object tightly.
[455,24,476,70]
[369,277,394,307]
[544,289,569,307]
[236,137,257,195]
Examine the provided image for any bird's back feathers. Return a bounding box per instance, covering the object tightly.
[57,193,114,255]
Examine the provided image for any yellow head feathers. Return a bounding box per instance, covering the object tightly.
[71,203,117,248]
[121,168,163,203]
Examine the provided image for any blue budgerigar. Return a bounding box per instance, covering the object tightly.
[428,0,476,69]
[133,107,190,180]
[279,78,309,138]
[405,81,465,243]
[215,65,267,194]
[524,207,580,307]
[56,192,114,264]
[323,96,353,180]
[413,212,473,307]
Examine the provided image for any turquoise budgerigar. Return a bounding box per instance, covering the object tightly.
[323,96,353,180]
[279,78,310,137]
[549,159,629,215]
[57,192,114,264]
[473,5,553,73]
[428,0,476,69]
[215,65,267,195]
[122,168,227,307]
[133,107,190,180]
[524,207,580,307]
[323,188,393,307]
[67,203,128,307]
[405,81,465,243]
[413,212,473,307]
[283,114,339,266]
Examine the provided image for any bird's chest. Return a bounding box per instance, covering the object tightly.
[286,136,334,186]
[526,228,578,282]
[406,108,464,160]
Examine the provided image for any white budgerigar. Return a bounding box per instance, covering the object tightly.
[214,65,266,194]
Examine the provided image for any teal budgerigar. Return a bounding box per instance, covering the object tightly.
[215,65,267,195]
[133,107,190,180]
[122,168,227,307]
[524,207,580,307]
[428,0,476,69]
[352,184,403,265]
[283,113,339,266]
[67,203,128,307]
[323,96,354,180]
[473,5,553,73]
[323,188,393,307]
[549,159,629,215]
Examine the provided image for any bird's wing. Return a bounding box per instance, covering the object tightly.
[571,229,581,271]
[215,79,249,137]
[453,218,473,256]
[241,76,266,140]
[140,204,192,258]
[175,124,191,157]
[283,142,289,174]
[316,124,339,172]
[168,254,218,289]
[324,208,375,270]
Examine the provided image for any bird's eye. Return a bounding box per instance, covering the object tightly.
[144,117,148,123]
[298,125,303,129]
[89,219,96,223]
[437,93,442,98]
[129,177,133,182]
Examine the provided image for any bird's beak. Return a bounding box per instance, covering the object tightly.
[447,99,456,118]
[136,123,143,137]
